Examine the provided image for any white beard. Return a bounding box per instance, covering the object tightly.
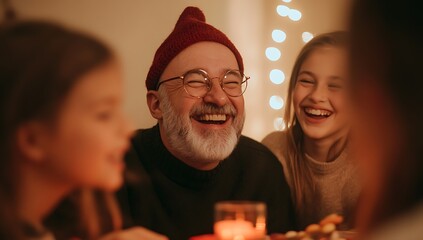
[159,89,245,165]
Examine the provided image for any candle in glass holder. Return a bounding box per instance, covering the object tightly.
[214,201,266,240]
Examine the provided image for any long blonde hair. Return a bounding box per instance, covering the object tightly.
[283,31,348,213]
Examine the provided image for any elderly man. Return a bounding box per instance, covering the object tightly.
[118,6,294,240]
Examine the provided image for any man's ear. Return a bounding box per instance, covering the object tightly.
[146,90,163,120]
[16,121,49,163]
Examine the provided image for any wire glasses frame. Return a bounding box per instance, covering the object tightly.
[156,68,249,98]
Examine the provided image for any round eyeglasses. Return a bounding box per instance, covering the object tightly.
[156,69,249,98]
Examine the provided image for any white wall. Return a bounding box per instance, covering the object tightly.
[2,0,351,141]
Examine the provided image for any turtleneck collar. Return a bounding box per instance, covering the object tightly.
[140,125,226,190]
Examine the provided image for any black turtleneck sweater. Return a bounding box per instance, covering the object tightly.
[117,125,295,240]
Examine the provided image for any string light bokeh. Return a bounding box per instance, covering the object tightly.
[5,0,351,141]
[266,0,315,131]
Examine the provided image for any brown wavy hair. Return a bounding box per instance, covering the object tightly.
[282,31,349,214]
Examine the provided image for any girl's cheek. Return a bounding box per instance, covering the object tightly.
[293,88,304,107]
[330,91,347,108]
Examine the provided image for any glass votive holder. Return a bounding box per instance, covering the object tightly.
[214,201,267,240]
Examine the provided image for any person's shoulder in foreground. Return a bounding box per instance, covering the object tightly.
[365,203,423,240]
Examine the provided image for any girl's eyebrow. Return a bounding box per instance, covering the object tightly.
[328,76,344,81]
[298,70,344,81]
[297,70,315,78]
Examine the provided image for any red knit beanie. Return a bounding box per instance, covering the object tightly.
[145,6,244,90]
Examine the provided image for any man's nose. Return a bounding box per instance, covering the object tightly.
[202,78,229,106]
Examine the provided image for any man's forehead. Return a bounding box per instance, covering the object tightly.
[162,41,239,77]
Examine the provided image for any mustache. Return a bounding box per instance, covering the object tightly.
[190,103,237,117]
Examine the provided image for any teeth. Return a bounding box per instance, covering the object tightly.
[305,108,331,116]
[199,114,227,121]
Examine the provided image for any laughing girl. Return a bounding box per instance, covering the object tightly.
[262,31,360,230]
[0,20,167,240]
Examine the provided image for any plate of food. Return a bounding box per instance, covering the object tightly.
[269,213,356,240]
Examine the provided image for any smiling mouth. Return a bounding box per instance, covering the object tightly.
[193,114,228,124]
[304,107,332,119]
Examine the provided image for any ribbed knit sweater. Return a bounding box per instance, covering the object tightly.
[117,125,295,240]
[262,131,361,230]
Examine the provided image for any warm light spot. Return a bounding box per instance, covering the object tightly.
[265,47,281,61]
[272,29,287,43]
[256,216,266,231]
[282,0,292,2]
[276,5,290,17]
[288,8,302,21]
[269,95,284,109]
[302,31,314,43]
[273,117,286,131]
[269,69,285,84]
